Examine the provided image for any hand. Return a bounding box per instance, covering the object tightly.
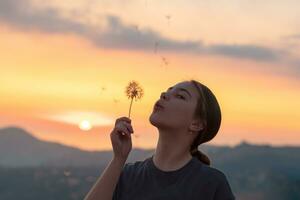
[110,116,134,160]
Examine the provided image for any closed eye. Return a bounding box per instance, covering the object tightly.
[176,94,185,99]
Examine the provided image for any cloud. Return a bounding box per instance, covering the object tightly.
[92,15,204,52]
[281,34,300,42]
[287,34,300,40]
[0,0,88,34]
[0,0,203,52]
[0,0,288,63]
[207,44,279,61]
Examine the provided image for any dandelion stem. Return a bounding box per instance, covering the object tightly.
[128,97,134,118]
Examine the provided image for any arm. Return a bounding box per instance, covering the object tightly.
[84,116,134,200]
[84,156,126,200]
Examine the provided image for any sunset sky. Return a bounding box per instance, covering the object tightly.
[0,0,300,151]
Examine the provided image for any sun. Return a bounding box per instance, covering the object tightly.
[79,120,92,131]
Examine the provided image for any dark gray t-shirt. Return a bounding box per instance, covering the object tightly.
[112,155,235,200]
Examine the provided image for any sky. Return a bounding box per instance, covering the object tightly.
[0,0,300,151]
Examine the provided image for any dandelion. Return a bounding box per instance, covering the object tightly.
[125,80,144,119]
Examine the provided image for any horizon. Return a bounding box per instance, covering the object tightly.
[1,125,299,152]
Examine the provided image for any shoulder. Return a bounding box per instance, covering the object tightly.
[124,158,148,170]
[193,159,229,183]
[121,157,149,177]
[200,166,235,199]
[204,165,229,183]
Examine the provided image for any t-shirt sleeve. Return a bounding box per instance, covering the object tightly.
[213,174,235,200]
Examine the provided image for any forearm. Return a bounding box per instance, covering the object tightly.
[84,157,126,200]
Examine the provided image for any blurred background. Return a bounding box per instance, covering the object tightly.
[0,0,300,199]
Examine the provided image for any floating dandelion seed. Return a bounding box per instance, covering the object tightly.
[165,15,171,26]
[161,56,169,67]
[162,56,168,65]
[134,25,138,30]
[154,41,159,53]
[113,98,120,104]
[99,86,106,94]
[133,25,139,34]
[125,80,144,119]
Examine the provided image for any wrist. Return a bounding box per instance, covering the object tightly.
[112,156,127,165]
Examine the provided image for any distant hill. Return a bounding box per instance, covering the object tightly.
[1,126,300,172]
[0,127,153,167]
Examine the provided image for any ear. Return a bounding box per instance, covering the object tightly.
[189,118,204,133]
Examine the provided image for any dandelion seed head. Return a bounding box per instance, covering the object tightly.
[125,80,144,100]
[125,80,144,118]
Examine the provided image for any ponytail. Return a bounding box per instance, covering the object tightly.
[190,148,210,165]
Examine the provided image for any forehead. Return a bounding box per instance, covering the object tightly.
[168,81,200,99]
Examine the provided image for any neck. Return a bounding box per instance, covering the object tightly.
[152,129,193,171]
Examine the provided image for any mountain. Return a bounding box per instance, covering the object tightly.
[0,127,153,167]
[1,126,300,172]
[211,140,300,177]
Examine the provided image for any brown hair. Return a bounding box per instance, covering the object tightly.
[189,80,222,166]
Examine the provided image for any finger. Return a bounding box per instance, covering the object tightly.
[116,117,131,124]
[116,117,131,122]
[116,126,130,136]
[116,120,133,132]
[120,121,133,133]
[123,122,134,133]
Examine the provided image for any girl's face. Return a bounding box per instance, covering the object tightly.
[149,81,201,132]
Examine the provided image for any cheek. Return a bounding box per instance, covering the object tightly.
[168,105,194,123]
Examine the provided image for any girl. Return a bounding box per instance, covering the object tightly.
[84,80,235,200]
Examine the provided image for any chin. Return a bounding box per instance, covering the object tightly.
[149,111,161,127]
[149,111,169,129]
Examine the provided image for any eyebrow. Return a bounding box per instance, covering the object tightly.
[167,87,192,98]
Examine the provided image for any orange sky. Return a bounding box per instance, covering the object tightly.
[0,0,300,151]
